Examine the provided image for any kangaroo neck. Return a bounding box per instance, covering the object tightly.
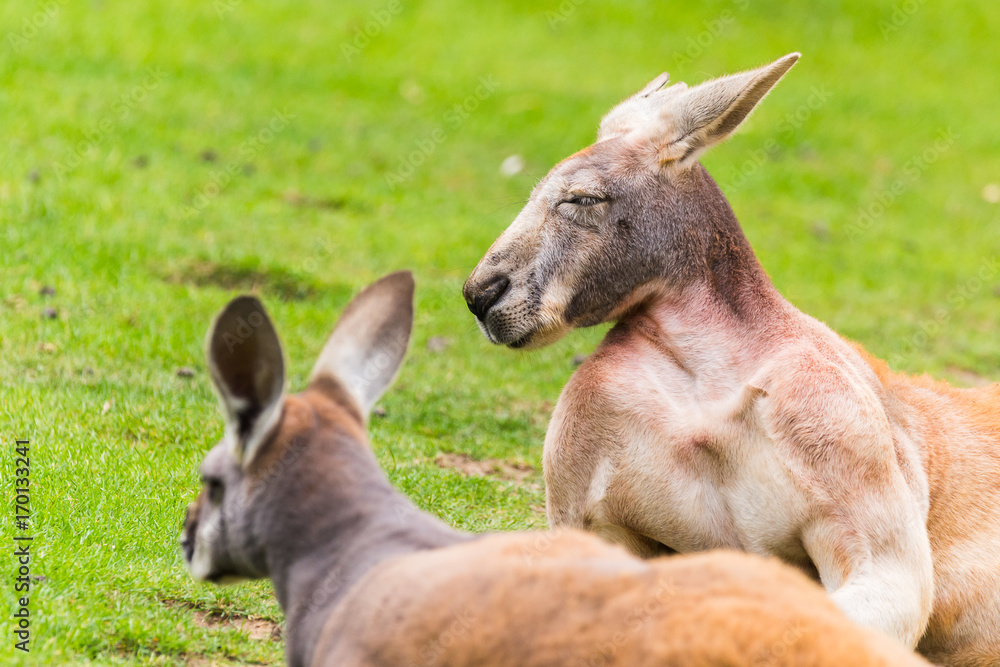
[269,447,466,666]
[618,210,794,382]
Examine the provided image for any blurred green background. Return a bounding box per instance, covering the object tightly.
[1,0,998,663]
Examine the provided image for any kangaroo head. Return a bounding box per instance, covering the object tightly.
[181,272,415,582]
[463,53,799,348]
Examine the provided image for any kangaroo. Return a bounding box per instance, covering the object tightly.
[181,271,931,667]
[463,54,1000,665]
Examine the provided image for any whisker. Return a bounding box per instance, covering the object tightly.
[482,198,530,216]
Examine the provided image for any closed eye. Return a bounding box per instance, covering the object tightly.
[203,477,224,504]
[563,195,605,207]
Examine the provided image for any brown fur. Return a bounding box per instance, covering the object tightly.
[316,532,931,667]
[853,344,1000,662]
[184,272,934,667]
[464,55,1000,664]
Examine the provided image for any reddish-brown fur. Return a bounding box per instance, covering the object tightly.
[852,344,1000,661]
[316,531,932,667]
[184,274,936,666]
[462,55,1000,664]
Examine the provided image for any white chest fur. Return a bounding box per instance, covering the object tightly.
[581,373,812,565]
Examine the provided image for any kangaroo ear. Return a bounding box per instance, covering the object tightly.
[636,72,671,98]
[206,296,285,468]
[600,53,800,167]
[309,271,415,420]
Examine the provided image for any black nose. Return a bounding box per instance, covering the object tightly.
[464,274,510,321]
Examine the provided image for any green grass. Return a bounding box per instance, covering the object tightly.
[2,0,999,663]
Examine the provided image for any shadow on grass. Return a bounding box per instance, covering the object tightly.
[161,259,325,301]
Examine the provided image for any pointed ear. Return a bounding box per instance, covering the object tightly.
[309,271,414,420]
[599,53,800,166]
[636,72,671,98]
[598,72,682,142]
[206,296,285,468]
[662,53,799,164]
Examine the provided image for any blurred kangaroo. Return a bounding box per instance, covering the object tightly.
[463,53,1000,665]
[181,271,931,667]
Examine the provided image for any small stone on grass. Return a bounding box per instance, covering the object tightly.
[427,336,452,353]
[982,183,1000,204]
[500,154,525,177]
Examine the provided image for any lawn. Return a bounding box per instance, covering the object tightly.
[1,0,999,664]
